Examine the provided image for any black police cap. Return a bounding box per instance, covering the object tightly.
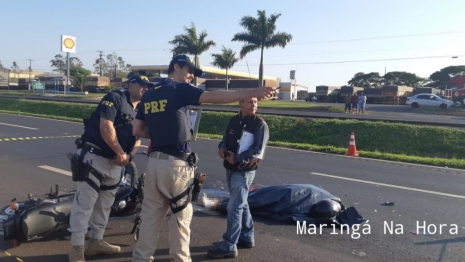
[170,54,203,77]
[128,75,155,87]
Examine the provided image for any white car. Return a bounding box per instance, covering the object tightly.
[406,93,454,109]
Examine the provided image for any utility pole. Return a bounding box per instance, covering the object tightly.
[27,59,33,90]
[97,51,104,76]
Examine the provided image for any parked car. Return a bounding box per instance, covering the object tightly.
[305,94,317,102]
[406,93,454,109]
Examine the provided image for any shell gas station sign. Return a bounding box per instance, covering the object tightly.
[61,35,76,53]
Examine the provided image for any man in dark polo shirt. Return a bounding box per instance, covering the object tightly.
[131,54,278,262]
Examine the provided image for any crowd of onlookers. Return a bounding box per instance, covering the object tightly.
[344,93,367,114]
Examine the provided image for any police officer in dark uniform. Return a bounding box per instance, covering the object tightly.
[68,75,153,262]
[131,54,278,262]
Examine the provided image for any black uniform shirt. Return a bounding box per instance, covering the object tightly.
[86,90,137,157]
[135,79,204,153]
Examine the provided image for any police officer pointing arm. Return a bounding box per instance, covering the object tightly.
[131,55,277,262]
[68,75,152,262]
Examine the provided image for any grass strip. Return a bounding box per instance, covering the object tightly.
[202,100,345,113]
[0,98,463,169]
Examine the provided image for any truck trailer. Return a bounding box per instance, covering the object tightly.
[364,88,383,104]
[382,85,414,105]
[335,86,364,102]
[315,85,340,102]
[412,87,443,96]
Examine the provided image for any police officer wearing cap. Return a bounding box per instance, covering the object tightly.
[131,54,278,262]
[68,75,153,262]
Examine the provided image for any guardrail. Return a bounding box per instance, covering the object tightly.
[0,94,464,128]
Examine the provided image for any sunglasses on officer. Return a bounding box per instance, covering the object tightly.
[183,65,195,75]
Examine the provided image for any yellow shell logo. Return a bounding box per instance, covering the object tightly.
[64,38,75,49]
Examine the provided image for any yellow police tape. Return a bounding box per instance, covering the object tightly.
[0,135,80,142]
[0,249,23,262]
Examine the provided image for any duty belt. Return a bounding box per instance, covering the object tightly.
[82,142,107,158]
[150,151,190,161]
[150,149,198,167]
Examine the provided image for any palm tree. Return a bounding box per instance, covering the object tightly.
[232,10,293,86]
[168,22,216,85]
[211,46,239,90]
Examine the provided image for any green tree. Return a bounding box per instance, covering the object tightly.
[168,22,216,85]
[383,71,424,87]
[348,72,383,88]
[50,54,83,74]
[211,46,239,90]
[93,52,130,78]
[428,65,465,89]
[232,10,293,86]
[0,60,4,69]
[70,66,91,92]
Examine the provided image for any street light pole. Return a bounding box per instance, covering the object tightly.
[27,59,33,90]
[65,52,70,95]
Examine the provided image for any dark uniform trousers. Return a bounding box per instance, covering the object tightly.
[132,151,195,262]
[68,149,122,246]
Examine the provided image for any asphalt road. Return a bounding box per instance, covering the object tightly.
[2,94,465,127]
[1,113,465,262]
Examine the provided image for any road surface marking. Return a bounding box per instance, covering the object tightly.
[0,248,23,262]
[311,172,465,199]
[0,122,38,130]
[38,165,72,177]
[0,135,80,142]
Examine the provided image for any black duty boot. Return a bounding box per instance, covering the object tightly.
[207,247,238,259]
[237,239,255,248]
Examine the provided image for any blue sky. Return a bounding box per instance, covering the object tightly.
[1,0,464,91]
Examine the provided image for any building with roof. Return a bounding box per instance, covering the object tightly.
[130,64,281,91]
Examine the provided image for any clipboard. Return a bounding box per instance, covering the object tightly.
[237,130,265,159]
[189,108,202,141]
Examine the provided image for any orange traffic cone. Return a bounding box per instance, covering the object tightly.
[145,139,151,155]
[346,132,359,156]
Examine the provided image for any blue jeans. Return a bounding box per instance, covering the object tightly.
[219,170,256,252]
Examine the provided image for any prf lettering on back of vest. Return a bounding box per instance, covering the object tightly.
[102,101,114,107]
[144,99,168,114]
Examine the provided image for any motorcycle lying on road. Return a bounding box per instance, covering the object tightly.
[0,153,145,245]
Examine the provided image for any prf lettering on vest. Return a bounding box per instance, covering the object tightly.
[144,99,168,114]
[102,101,114,107]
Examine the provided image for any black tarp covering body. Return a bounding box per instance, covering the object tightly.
[219,184,364,226]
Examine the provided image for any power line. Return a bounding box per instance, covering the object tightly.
[233,54,465,66]
[289,30,465,45]
[66,30,465,54]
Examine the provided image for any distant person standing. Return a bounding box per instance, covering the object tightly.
[351,93,359,114]
[358,92,367,114]
[344,94,352,113]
